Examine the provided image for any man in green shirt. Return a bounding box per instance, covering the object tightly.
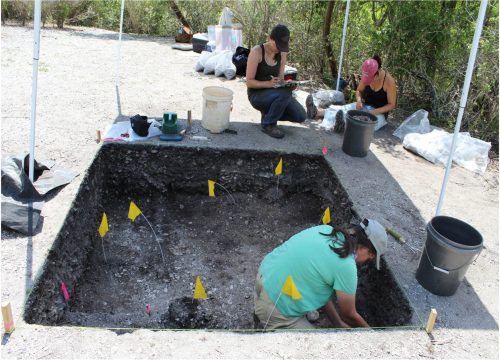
[255,219,387,329]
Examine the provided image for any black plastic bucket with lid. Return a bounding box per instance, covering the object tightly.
[415,216,483,296]
[342,110,377,157]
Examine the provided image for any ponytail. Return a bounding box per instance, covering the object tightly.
[372,54,382,69]
[321,221,375,258]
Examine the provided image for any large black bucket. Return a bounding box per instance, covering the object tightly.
[416,216,483,296]
[342,110,377,157]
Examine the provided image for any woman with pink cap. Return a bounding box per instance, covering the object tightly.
[307,55,397,132]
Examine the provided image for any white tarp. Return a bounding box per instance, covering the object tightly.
[403,130,491,175]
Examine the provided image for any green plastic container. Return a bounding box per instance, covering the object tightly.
[162,112,178,134]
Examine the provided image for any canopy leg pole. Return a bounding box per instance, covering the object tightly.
[116,0,125,86]
[435,0,488,216]
[336,0,350,91]
[29,0,42,182]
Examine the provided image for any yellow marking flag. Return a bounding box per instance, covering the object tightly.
[128,201,142,222]
[281,275,302,300]
[275,158,283,176]
[322,207,331,225]
[208,180,215,197]
[98,212,108,238]
[193,275,208,299]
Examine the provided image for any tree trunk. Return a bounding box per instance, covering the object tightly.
[322,0,337,81]
[168,0,191,31]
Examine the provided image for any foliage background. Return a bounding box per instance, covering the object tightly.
[2,0,498,144]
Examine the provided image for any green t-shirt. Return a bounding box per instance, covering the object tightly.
[260,225,357,317]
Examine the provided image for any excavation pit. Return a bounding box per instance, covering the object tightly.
[25,144,412,330]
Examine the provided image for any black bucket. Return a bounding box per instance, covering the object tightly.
[416,216,483,296]
[342,110,377,157]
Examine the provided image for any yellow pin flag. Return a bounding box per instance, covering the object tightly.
[281,275,302,300]
[208,180,215,197]
[322,207,331,225]
[128,201,142,221]
[275,158,283,176]
[98,212,108,238]
[193,275,208,299]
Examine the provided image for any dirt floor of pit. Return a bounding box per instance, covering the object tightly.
[65,191,328,329]
[1,25,498,359]
[58,190,410,329]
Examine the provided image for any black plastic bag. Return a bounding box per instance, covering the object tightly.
[130,114,150,137]
[232,46,250,76]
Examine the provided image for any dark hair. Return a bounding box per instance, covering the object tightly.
[372,54,382,69]
[321,219,376,258]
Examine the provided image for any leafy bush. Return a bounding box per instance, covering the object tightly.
[1,0,497,142]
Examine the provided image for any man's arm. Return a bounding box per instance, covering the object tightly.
[336,290,370,328]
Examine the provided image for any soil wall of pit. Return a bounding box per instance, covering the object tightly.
[25,144,412,329]
[24,144,357,326]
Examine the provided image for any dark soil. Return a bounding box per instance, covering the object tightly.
[352,115,375,123]
[24,144,412,330]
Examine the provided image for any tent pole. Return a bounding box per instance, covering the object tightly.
[29,0,42,182]
[336,0,350,91]
[435,0,488,216]
[116,0,125,86]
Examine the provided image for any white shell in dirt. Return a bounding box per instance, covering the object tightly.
[201,86,233,133]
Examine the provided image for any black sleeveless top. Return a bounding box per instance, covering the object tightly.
[248,44,280,95]
[363,71,388,112]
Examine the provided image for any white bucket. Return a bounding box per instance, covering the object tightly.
[201,86,233,133]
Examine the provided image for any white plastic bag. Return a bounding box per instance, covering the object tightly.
[224,62,236,80]
[313,90,345,108]
[319,109,338,130]
[218,7,233,25]
[203,52,224,74]
[403,130,491,174]
[215,51,232,77]
[195,51,215,72]
[393,109,431,140]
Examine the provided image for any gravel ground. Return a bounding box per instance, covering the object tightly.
[1,25,498,359]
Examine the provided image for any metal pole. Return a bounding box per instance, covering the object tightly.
[435,0,488,216]
[116,0,125,86]
[29,0,42,182]
[336,0,350,91]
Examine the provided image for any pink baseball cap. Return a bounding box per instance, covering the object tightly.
[361,58,379,84]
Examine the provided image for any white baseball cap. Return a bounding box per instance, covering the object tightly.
[360,219,388,270]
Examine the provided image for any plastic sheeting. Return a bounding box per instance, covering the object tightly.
[403,130,491,175]
[1,154,78,235]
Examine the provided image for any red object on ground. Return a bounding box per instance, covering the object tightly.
[146,304,151,316]
[322,146,328,156]
[60,281,70,301]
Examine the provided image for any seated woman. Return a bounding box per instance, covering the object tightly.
[246,24,306,139]
[307,55,397,132]
[254,219,388,329]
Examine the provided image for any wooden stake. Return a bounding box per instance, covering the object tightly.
[2,302,15,334]
[187,110,192,126]
[96,130,101,143]
[425,308,438,334]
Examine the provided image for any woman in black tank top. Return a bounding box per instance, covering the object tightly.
[246,24,306,139]
[356,55,397,119]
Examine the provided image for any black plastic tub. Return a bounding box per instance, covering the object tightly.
[416,216,483,296]
[342,110,377,157]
